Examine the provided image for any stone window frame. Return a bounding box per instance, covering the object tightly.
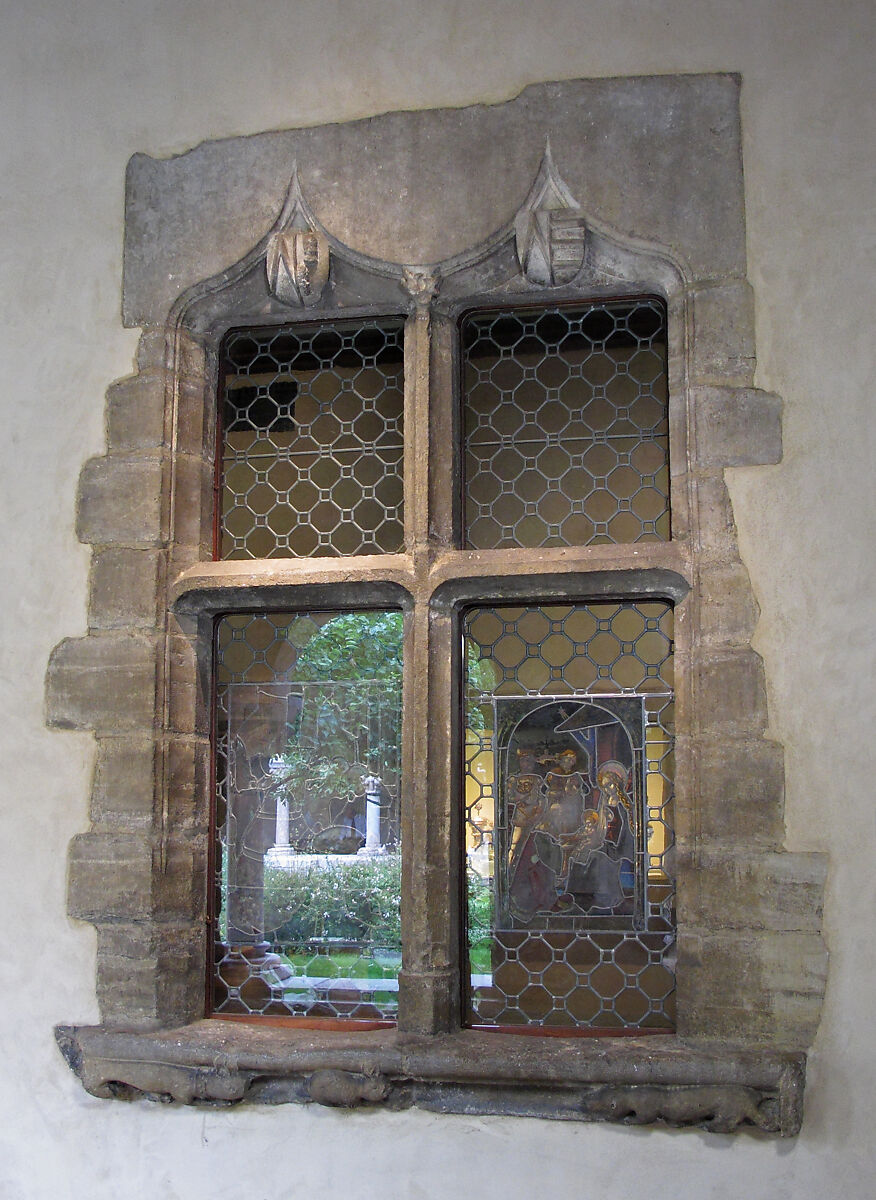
[49,75,827,1135]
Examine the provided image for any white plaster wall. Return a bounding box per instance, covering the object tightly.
[1,1,873,1195]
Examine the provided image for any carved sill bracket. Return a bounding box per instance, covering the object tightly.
[56,1022,806,1136]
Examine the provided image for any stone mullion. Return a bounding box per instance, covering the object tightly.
[397,593,460,1033]
[398,298,461,1033]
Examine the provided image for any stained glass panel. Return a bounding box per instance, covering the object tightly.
[463,601,676,1030]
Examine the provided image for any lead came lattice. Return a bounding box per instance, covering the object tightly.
[462,299,669,549]
[463,601,676,1030]
[219,319,405,559]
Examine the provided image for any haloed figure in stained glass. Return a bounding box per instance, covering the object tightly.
[504,703,640,924]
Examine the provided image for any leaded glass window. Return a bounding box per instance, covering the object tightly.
[213,609,403,1022]
[218,319,404,559]
[462,299,668,548]
[463,601,675,1030]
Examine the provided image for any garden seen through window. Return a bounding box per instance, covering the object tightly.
[211,298,675,1030]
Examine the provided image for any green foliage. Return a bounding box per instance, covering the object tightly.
[264,854,402,948]
[290,611,403,684]
[467,871,494,944]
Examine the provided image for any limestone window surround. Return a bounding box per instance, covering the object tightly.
[48,75,827,1135]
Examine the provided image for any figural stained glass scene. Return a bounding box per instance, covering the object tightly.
[463,601,676,1030]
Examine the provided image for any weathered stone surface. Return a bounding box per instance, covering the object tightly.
[88,547,161,630]
[68,832,152,922]
[163,736,210,833]
[136,327,167,372]
[171,454,213,555]
[76,454,165,546]
[55,1022,807,1135]
[95,923,205,1026]
[175,376,214,460]
[165,630,208,736]
[124,75,745,326]
[678,850,827,931]
[91,736,156,826]
[105,371,167,451]
[678,929,828,1046]
[694,649,768,737]
[675,735,786,848]
[689,280,756,384]
[697,560,760,648]
[46,634,157,733]
[153,836,209,921]
[694,387,783,467]
[692,471,740,562]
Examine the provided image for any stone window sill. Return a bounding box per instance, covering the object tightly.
[56,1021,805,1135]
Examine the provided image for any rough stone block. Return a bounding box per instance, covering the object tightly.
[690,280,756,384]
[698,560,760,648]
[153,836,208,920]
[136,327,168,372]
[678,850,827,932]
[397,969,458,1035]
[171,454,213,554]
[91,736,156,826]
[677,928,827,1048]
[163,736,210,833]
[174,329,209,383]
[96,922,205,1026]
[68,832,152,922]
[676,930,772,1041]
[694,387,782,467]
[76,454,165,546]
[105,371,166,451]
[694,649,768,737]
[166,632,208,736]
[46,634,157,734]
[176,376,214,460]
[676,735,785,847]
[693,471,740,562]
[88,547,162,630]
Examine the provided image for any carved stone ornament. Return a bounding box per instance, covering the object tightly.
[401,266,440,309]
[266,228,330,307]
[54,1024,807,1136]
[515,141,587,286]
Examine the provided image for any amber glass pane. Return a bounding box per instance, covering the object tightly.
[462,300,668,549]
[463,601,675,1031]
[212,610,402,1021]
[219,320,404,559]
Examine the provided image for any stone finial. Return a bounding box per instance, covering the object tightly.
[515,141,587,285]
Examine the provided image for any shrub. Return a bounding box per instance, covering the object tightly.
[264,854,402,949]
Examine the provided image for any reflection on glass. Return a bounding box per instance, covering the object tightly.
[463,602,676,1031]
[212,610,402,1022]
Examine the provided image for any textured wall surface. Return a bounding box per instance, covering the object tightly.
[1,1,874,1196]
